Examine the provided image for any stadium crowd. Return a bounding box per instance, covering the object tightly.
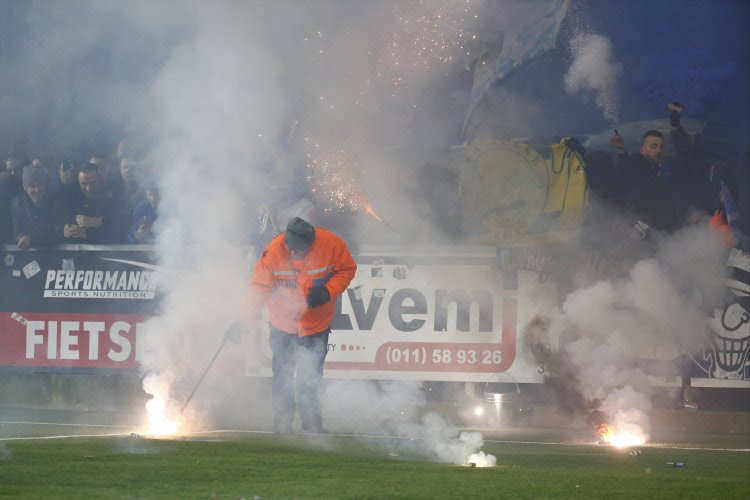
[0,103,745,252]
[0,139,160,248]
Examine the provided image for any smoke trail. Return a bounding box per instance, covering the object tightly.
[524,224,726,439]
[133,2,290,427]
[127,1,502,436]
[323,380,495,465]
[323,380,425,435]
[411,412,496,466]
[564,33,622,123]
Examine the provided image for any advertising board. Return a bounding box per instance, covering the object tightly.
[1,245,747,386]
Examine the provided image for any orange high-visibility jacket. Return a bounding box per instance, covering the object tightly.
[251,227,357,336]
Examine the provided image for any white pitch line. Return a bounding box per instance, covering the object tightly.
[0,421,133,428]
[177,430,750,451]
[484,439,750,452]
[1,433,128,442]
[190,429,420,440]
[190,429,274,435]
[642,444,750,452]
[2,425,748,452]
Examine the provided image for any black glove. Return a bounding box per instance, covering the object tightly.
[306,287,330,308]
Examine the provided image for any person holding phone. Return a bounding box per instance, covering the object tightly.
[127,183,160,243]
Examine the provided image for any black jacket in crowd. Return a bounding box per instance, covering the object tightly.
[11,193,60,247]
[59,191,119,244]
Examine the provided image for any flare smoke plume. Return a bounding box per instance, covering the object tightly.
[564,33,623,123]
[523,225,727,437]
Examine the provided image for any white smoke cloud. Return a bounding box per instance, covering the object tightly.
[600,385,651,444]
[417,412,496,465]
[540,223,727,439]
[127,3,500,456]
[396,412,496,466]
[564,33,623,123]
[0,1,607,463]
[131,2,293,427]
[322,380,494,465]
[323,380,425,434]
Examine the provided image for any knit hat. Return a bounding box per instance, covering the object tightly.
[285,217,315,251]
[22,164,46,190]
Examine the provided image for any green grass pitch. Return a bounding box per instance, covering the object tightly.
[1,428,748,499]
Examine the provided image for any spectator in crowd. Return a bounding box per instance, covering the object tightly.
[0,151,27,243]
[31,153,56,179]
[3,151,26,197]
[48,160,80,207]
[608,129,668,230]
[111,157,146,234]
[112,158,143,201]
[0,184,12,244]
[128,184,159,243]
[11,164,59,250]
[87,153,112,193]
[59,163,116,243]
[251,217,357,434]
[609,117,703,233]
[116,135,148,162]
[609,102,717,233]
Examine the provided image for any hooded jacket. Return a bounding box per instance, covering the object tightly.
[251,227,357,336]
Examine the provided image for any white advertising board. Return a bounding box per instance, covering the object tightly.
[250,245,558,383]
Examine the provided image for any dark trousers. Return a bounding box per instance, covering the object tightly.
[269,326,329,431]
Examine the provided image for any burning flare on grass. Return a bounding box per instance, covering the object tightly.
[597,422,647,448]
[143,372,181,437]
[146,395,180,436]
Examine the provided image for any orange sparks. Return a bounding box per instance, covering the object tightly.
[304,136,398,233]
[363,202,384,223]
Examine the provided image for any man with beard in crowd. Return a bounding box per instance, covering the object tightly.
[609,102,709,234]
[610,129,672,231]
[59,163,117,243]
[251,217,357,435]
[11,164,59,250]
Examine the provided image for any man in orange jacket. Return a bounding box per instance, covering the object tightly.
[251,217,357,434]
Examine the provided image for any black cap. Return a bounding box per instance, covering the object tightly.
[285,217,315,252]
